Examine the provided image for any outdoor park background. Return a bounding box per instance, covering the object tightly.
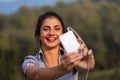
[0,0,120,80]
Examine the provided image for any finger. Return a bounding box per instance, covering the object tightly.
[88,49,93,56]
[70,60,80,66]
[61,54,80,72]
[62,53,72,59]
[83,47,88,57]
[63,52,79,58]
[87,49,94,59]
[66,54,81,63]
[69,55,81,63]
[61,58,76,71]
[61,53,76,64]
[78,37,87,46]
[79,44,84,51]
[77,37,83,45]
[62,53,81,65]
[79,43,87,50]
[81,49,93,61]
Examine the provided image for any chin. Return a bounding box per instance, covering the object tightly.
[47,44,59,49]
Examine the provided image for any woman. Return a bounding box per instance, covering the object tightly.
[22,12,95,80]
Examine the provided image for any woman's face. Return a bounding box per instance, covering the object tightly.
[39,17,63,49]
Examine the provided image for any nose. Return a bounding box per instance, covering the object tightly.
[49,29,55,35]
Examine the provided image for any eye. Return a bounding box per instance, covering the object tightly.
[55,27,60,30]
[42,26,49,31]
[55,26,61,31]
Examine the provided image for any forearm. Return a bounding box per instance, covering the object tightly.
[26,65,68,80]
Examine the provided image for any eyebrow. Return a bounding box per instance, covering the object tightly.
[42,25,61,28]
[42,25,50,28]
[54,25,61,28]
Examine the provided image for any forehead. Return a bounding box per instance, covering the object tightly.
[43,17,61,24]
[42,17,62,25]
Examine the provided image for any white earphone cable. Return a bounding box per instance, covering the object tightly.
[67,27,90,80]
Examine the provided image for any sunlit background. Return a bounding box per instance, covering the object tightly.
[0,0,120,80]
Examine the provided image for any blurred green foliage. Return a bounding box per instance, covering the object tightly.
[0,0,120,80]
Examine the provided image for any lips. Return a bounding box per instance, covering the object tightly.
[46,37,57,42]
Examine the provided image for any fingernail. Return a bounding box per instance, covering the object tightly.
[79,53,83,59]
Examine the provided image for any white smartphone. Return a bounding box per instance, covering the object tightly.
[59,31,80,53]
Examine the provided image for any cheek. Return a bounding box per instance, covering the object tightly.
[57,31,63,36]
[40,31,48,39]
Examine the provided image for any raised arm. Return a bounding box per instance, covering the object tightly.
[25,56,79,80]
[25,65,67,80]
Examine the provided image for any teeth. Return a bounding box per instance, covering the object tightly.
[48,38,56,40]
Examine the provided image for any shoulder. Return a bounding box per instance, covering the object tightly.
[22,54,40,73]
[23,54,40,66]
[24,55,38,61]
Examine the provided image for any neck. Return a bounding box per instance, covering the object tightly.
[42,46,60,67]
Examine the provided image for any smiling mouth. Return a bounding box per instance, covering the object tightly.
[46,37,57,42]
